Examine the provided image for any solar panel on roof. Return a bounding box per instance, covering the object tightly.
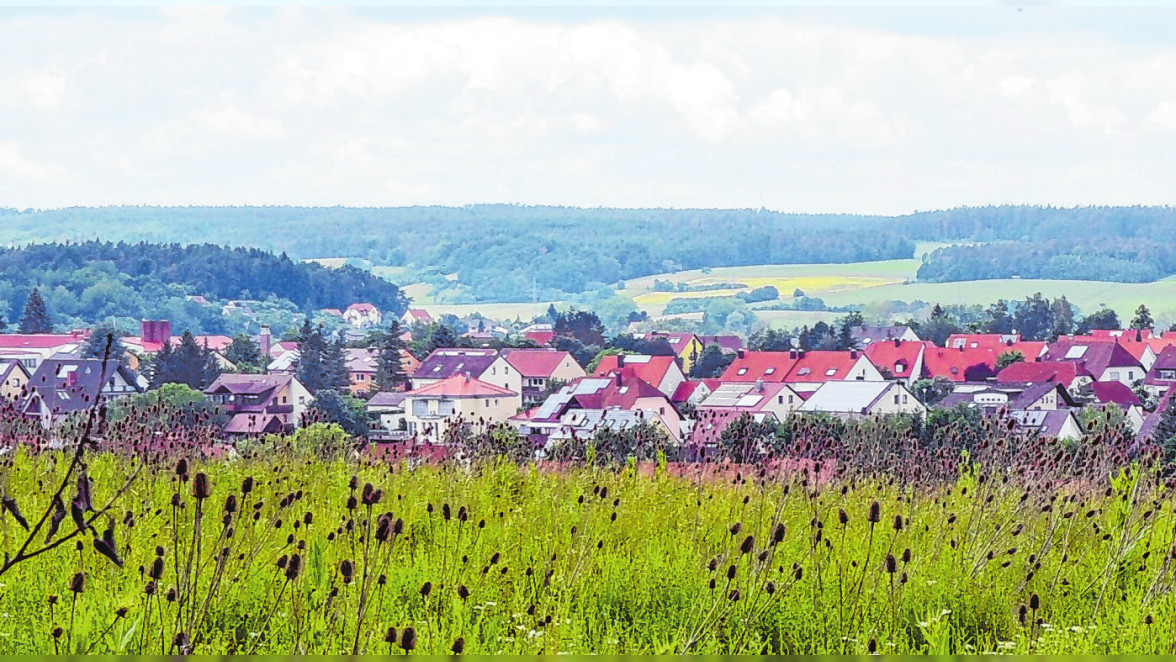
[736,394,764,407]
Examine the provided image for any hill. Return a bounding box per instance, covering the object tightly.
[0,241,408,334]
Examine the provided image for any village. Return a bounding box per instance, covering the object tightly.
[2,292,1171,458]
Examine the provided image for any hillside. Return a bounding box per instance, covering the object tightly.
[0,241,408,334]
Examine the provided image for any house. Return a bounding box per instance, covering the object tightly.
[864,340,926,386]
[671,378,721,408]
[320,308,344,318]
[346,348,379,396]
[402,373,520,441]
[521,323,555,346]
[366,391,409,436]
[1143,346,1176,396]
[1004,409,1083,441]
[720,350,882,389]
[0,331,87,370]
[697,379,805,420]
[412,348,500,389]
[920,345,998,383]
[796,381,926,418]
[632,332,704,373]
[401,308,435,328]
[0,360,30,402]
[23,358,143,429]
[698,335,745,354]
[851,325,920,347]
[1042,339,1145,386]
[185,295,210,307]
[203,374,312,436]
[1089,380,1141,408]
[121,320,234,369]
[592,354,687,399]
[518,374,683,446]
[267,349,300,375]
[995,360,1094,395]
[481,349,586,408]
[940,382,1076,413]
[946,333,1020,350]
[344,303,382,328]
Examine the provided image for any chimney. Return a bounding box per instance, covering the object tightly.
[850,350,858,359]
[754,378,764,393]
[798,350,806,359]
[789,350,797,359]
[259,325,272,358]
[141,319,171,345]
[617,354,625,368]
[615,372,623,388]
[893,338,901,347]
[737,349,745,359]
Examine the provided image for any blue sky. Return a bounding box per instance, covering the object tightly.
[2,6,1176,213]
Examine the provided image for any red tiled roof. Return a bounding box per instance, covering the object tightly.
[593,355,676,386]
[721,352,797,382]
[348,303,377,313]
[720,350,867,383]
[921,345,998,382]
[995,360,1092,386]
[864,340,924,379]
[0,333,86,349]
[405,373,516,398]
[671,380,701,403]
[524,330,555,345]
[501,349,574,378]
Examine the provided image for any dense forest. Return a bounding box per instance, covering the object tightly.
[3,205,1176,297]
[903,206,1176,283]
[0,206,913,301]
[0,241,408,334]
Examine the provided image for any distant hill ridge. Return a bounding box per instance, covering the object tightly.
[1,204,1173,299]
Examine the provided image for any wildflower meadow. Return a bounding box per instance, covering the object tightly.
[1,403,1175,655]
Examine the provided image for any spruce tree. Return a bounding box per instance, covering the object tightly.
[296,324,328,392]
[81,322,124,359]
[1132,304,1155,332]
[323,338,351,391]
[18,287,52,334]
[374,322,407,392]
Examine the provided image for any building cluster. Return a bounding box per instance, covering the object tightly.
[5,308,1176,456]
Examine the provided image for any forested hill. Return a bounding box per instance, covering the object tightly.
[2,205,1175,297]
[900,206,1176,283]
[0,241,408,332]
[0,206,913,301]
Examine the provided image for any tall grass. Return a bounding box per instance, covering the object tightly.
[1,439,1174,654]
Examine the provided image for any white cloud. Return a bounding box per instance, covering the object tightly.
[3,8,1176,213]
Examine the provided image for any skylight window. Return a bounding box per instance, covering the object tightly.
[763,368,776,376]
[737,368,748,376]
[825,368,837,376]
[797,368,811,376]
[1064,346,1087,359]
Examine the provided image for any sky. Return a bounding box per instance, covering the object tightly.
[3,6,1176,214]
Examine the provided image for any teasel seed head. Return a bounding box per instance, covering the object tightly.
[451,637,465,654]
[192,473,211,500]
[68,572,85,594]
[868,501,881,524]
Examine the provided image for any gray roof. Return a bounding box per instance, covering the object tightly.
[796,381,897,414]
[413,348,498,382]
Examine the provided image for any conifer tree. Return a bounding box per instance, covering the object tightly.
[374,322,407,392]
[18,287,52,334]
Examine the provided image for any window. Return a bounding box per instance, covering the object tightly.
[485,399,490,407]
[778,396,783,404]
[894,362,905,374]
[951,367,959,375]
[492,367,496,375]
[902,394,908,404]
[737,368,748,376]
[764,367,776,376]
[1110,371,1119,380]
[825,368,837,376]
[894,394,900,405]
[281,396,287,404]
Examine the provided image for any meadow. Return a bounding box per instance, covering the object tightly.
[374,239,1176,328]
[1,416,1175,655]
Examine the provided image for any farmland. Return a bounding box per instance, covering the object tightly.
[1,423,1172,655]
[383,246,1176,329]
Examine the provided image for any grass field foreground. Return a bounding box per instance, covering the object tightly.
[1,439,1174,654]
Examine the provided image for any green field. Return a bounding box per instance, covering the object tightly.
[2,434,1173,654]
[372,238,1176,329]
